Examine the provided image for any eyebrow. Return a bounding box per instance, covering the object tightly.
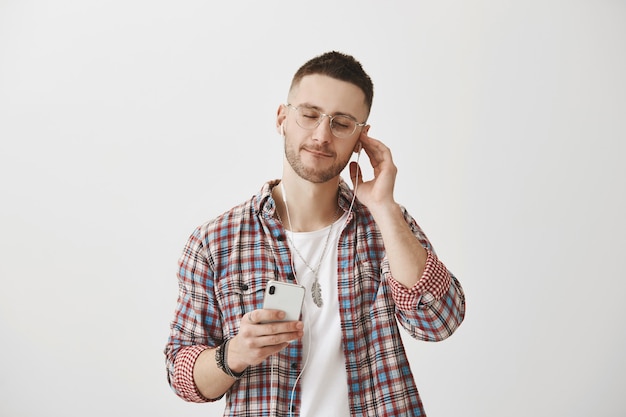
[296,102,359,122]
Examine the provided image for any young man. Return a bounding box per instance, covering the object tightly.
[164,51,465,416]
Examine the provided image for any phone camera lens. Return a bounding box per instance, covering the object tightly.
[269,285,276,295]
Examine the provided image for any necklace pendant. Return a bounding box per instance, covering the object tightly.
[311,280,323,307]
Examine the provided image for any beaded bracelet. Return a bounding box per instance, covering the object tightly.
[215,339,245,379]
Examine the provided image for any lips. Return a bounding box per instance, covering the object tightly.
[302,146,334,158]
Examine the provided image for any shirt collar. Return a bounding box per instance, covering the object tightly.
[253,179,357,219]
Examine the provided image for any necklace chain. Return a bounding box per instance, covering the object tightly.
[278,182,339,307]
[286,228,333,276]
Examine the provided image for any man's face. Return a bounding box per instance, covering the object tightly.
[279,74,369,184]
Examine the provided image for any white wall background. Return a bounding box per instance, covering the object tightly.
[1,1,624,416]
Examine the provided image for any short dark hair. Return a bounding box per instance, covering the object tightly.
[289,51,374,114]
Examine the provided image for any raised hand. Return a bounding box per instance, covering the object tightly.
[349,131,398,213]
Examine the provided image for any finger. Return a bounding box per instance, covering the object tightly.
[349,161,363,188]
[357,135,380,166]
[359,129,379,151]
[257,329,303,348]
[247,309,286,325]
[230,336,291,368]
[246,311,256,324]
[242,321,303,348]
[360,131,390,156]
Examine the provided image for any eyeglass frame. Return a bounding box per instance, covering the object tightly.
[285,103,367,138]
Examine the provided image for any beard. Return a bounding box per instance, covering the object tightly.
[284,141,351,184]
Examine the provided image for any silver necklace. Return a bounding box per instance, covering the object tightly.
[279,182,337,308]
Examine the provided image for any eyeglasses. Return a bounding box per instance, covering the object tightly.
[286,104,366,138]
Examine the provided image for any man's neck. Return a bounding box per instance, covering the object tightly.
[274,175,341,232]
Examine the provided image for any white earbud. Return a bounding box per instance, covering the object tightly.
[280,123,285,138]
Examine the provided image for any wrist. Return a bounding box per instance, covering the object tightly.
[225,338,249,373]
[368,201,401,224]
[215,339,247,379]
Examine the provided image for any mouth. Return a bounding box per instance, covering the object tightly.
[302,146,334,158]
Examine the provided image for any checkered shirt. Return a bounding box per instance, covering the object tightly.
[164,180,466,416]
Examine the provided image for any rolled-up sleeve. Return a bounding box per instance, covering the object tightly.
[386,207,466,342]
[387,251,451,310]
[170,345,213,402]
[164,227,222,402]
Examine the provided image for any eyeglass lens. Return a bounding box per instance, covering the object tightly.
[295,107,357,138]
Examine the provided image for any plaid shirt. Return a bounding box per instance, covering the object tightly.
[165,180,465,417]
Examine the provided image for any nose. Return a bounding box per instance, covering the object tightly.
[312,114,333,143]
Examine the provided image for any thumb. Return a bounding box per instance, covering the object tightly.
[349,161,362,188]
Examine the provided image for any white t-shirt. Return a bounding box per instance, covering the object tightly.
[286,213,351,417]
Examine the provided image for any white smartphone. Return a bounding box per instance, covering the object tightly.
[262,280,305,322]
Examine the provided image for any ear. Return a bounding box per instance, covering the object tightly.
[276,104,287,136]
[353,124,370,153]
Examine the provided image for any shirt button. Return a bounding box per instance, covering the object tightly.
[287,273,295,281]
[291,362,298,370]
[240,284,248,291]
